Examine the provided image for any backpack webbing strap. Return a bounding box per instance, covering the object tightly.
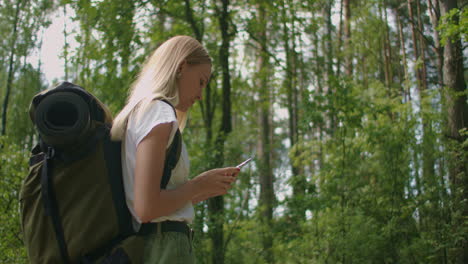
[159,99,182,189]
[161,129,182,189]
[41,147,71,264]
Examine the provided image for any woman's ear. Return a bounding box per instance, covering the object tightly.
[177,60,187,73]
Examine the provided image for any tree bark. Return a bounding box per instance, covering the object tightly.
[381,2,392,92]
[63,5,69,80]
[440,1,468,263]
[282,0,304,221]
[426,1,450,261]
[343,0,352,76]
[419,0,437,199]
[181,0,218,254]
[184,0,202,41]
[407,0,421,89]
[320,0,332,167]
[337,0,343,77]
[408,0,436,201]
[2,0,23,136]
[394,8,411,101]
[75,0,94,89]
[255,1,274,263]
[208,1,233,263]
[427,0,444,86]
[416,0,429,92]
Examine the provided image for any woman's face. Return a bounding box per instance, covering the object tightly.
[176,62,211,112]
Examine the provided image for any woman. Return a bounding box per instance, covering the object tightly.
[111,35,239,263]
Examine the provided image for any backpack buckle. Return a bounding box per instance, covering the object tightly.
[46,147,55,159]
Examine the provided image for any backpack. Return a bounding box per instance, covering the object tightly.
[20,82,181,263]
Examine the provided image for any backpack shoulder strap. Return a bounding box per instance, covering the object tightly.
[160,99,182,189]
[161,130,181,189]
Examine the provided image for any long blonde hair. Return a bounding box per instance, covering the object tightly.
[111,35,211,140]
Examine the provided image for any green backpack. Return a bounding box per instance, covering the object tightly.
[20,82,181,263]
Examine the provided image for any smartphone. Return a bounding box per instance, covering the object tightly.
[236,157,253,169]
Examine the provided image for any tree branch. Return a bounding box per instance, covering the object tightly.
[183,0,202,41]
[406,17,438,50]
[223,189,250,252]
[245,28,289,73]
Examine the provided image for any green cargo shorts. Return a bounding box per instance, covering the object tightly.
[143,231,194,264]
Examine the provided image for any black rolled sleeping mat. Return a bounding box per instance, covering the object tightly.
[33,90,91,148]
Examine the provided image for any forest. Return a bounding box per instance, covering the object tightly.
[0,0,466,263]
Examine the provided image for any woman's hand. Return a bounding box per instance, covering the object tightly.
[190,167,240,203]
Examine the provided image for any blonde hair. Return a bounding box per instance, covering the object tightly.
[111,35,211,140]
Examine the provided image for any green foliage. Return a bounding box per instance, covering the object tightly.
[438,7,468,45]
[8,65,45,145]
[223,219,269,264]
[0,5,53,261]
[0,137,28,263]
[1,0,465,263]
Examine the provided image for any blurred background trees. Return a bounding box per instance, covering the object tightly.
[0,0,466,263]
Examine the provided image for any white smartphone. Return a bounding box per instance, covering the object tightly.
[236,157,253,169]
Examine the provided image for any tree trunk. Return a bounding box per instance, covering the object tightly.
[256,1,274,263]
[416,0,429,92]
[182,0,213,138]
[408,0,436,209]
[2,0,23,136]
[419,0,438,203]
[337,0,344,77]
[119,0,135,93]
[181,0,217,255]
[184,0,202,41]
[75,0,93,89]
[320,0,332,167]
[427,0,444,86]
[440,1,468,263]
[63,5,69,80]
[282,0,304,221]
[394,8,411,101]
[407,0,421,89]
[382,2,392,93]
[329,0,345,136]
[343,0,352,76]
[208,1,232,263]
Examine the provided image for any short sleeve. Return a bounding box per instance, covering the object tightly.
[132,100,179,148]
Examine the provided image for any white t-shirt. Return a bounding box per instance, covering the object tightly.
[122,100,194,231]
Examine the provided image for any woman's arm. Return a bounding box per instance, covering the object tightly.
[192,192,221,205]
[133,122,193,222]
[133,122,239,222]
